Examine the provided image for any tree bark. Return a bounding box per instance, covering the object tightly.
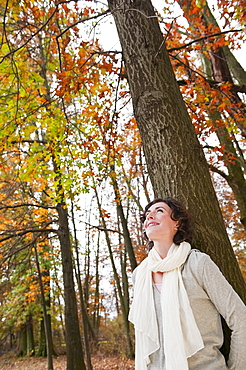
[26,315,35,357]
[56,203,86,370]
[107,0,246,301]
[17,324,27,357]
[37,319,47,357]
[34,243,53,370]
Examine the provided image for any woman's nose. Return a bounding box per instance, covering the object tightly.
[147,211,154,219]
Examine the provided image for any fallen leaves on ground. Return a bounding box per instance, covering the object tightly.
[0,353,135,369]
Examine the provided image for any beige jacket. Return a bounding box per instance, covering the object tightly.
[132,250,246,370]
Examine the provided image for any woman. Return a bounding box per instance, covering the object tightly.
[129,197,246,370]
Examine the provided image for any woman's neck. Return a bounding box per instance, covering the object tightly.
[153,240,173,259]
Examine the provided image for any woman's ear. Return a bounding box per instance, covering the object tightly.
[174,222,180,230]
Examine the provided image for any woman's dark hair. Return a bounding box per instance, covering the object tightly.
[140,197,192,250]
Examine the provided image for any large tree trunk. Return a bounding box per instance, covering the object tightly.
[107,0,246,301]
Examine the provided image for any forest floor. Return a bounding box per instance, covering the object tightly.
[0,352,135,369]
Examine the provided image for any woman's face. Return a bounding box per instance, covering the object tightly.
[143,202,179,242]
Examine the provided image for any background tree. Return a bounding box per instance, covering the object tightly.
[172,0,246,228]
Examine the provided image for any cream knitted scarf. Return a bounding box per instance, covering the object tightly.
[129,242,204,370]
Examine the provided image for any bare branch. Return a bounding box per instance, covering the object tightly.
[1,236,38,263]
[0,5,57,64]
[0,221,58,243]
[0,2,109,64]
[155,19,175,59]
[90,50,122,56]
[208,164,229,181]
[231,85,246,94]
[176,79,246,94]
[0,231,53,263]
[170,53,207,80]
[83,221,124,236]
[0,203,57,210]
[56,9,110,38]
[11,139,48,145]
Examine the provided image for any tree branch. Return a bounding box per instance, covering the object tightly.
[0,203,57,210]
[56,9,110,38]
[176,79,246,94]
[0,5,58,64]
[83,221,124,236]
[208,164,229,181]
[11,139,48,145]
[167,29,243,52]
[1,236,38,263]
[0,232,52,263]
[0,221,58,243]
[0,4,109,64]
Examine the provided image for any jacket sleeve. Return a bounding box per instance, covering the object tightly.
[201,255,246,370]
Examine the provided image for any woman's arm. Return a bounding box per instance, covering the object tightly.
[202,255,246,370]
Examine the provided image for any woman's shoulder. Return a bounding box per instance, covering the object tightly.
[186,248,208,264]
[183,249,212,282]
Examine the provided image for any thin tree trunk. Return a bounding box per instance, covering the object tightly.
[34,242,53,370]
[26,315,35,357]
[94,187,134,359]
[53,267,66,341]
[36,250,57,358]
[93,233,101,337]
[17,325,27,357]
[113,280,120,315]
[71,200,93,370]
[37,319,47,357]
[119,230,130,318]
[110,164,137,271]
[56,202,86,370]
